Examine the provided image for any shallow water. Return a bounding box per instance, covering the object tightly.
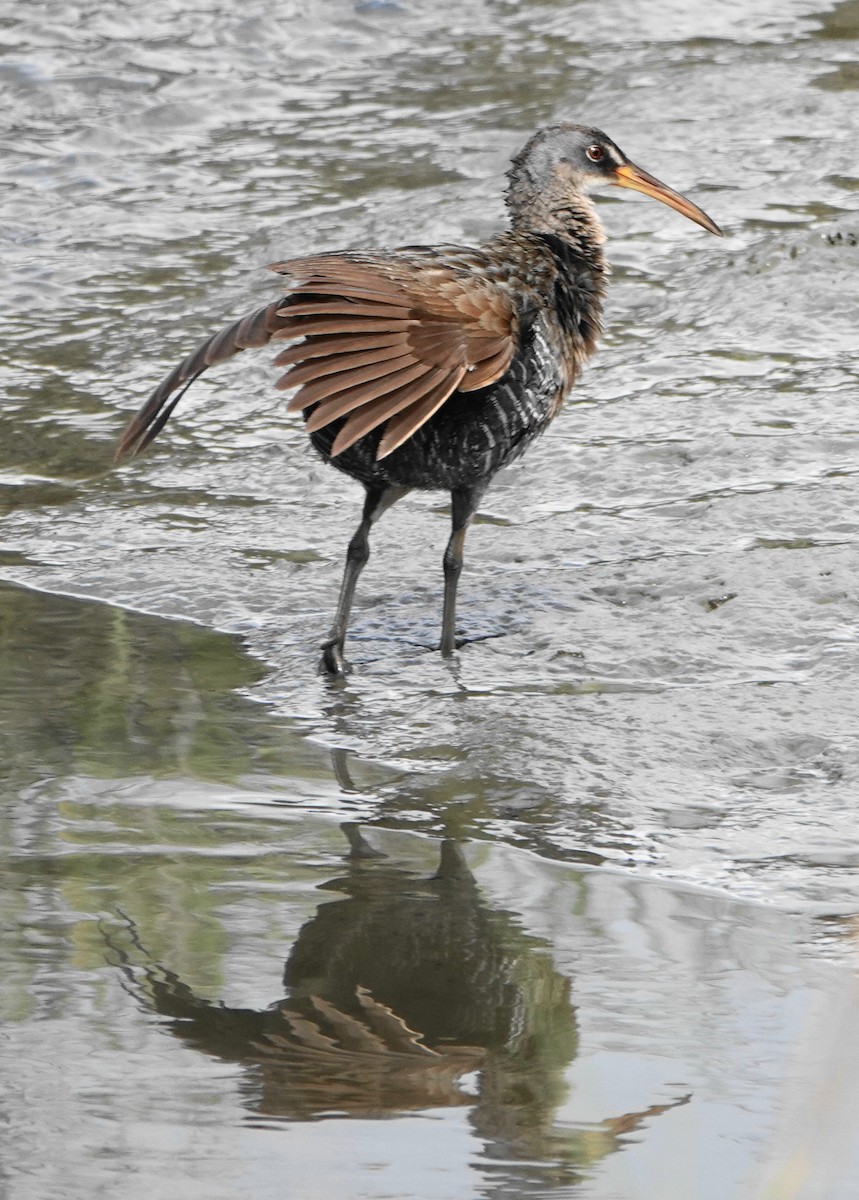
[3,0,859,1196]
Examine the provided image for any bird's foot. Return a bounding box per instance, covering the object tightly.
[319,638,350,678]
[441,630,506,654]
[439,627,460,658]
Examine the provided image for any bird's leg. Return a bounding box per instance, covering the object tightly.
[440,484,486,658]
[320,484,410,676]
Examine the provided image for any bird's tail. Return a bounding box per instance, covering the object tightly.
[115,300,289,461]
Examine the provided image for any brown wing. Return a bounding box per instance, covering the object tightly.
[116,251,517,463]
[267,253,518,458]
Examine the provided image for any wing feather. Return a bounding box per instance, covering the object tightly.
[331,367,462,457]
[285,353,416,411]
[272,332,409,367]
[304,361,429,431]
[279,299,414,321]
[276,342,415,391]
[270,315,416,339]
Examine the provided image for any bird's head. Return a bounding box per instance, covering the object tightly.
[507,123,722,237]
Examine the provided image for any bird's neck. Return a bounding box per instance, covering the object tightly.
[508,192,606,274]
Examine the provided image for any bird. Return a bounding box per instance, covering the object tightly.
[116,123,722,675]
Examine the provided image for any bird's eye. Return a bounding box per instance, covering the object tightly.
[586,144,604,162]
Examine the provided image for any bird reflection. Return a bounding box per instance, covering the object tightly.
[108,830,688,1182]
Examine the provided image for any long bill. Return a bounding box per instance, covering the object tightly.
[612,162,723,236]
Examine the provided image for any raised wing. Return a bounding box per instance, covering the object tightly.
[268,253,518,457]
[116,250,519,463]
